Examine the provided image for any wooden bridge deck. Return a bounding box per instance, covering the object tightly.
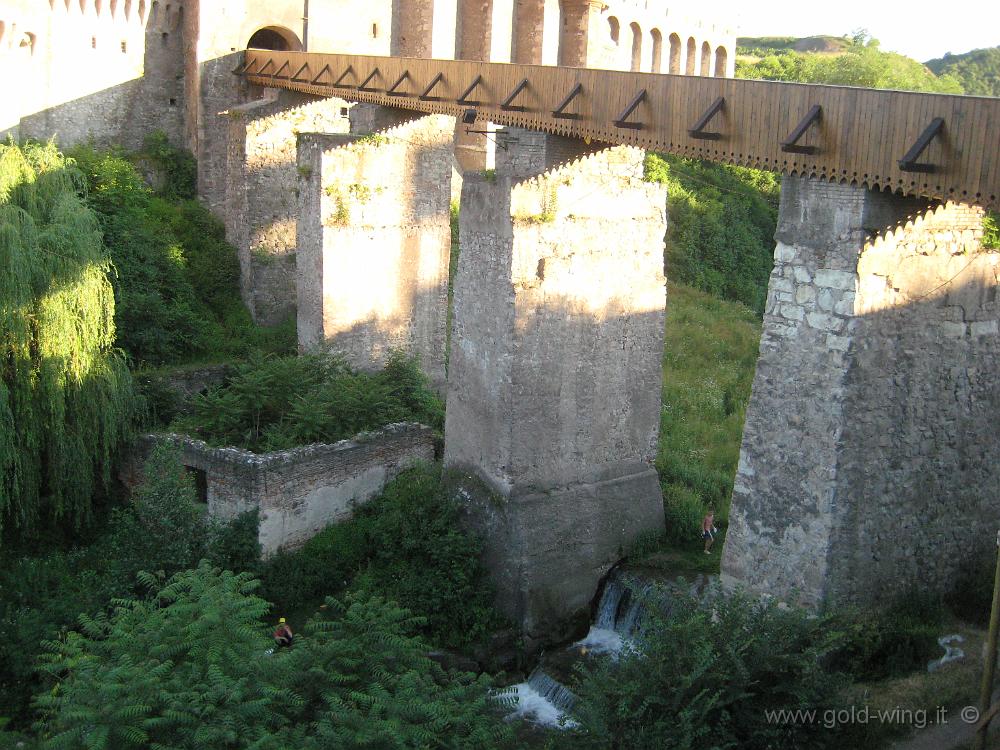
[240,49,1000,209]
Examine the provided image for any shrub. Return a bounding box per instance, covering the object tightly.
[258,465,506,651]
[173,351,444,452]
[559,583,851,750]
[33,565,513,749]
[829,591,946,680]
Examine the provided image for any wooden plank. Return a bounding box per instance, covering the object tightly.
[240,49,1000,209]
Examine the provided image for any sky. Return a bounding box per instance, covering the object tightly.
[707,0,1000,62]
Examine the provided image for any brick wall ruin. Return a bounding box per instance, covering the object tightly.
[122,423,435,555]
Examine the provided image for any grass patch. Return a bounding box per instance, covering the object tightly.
[656,283,761,550]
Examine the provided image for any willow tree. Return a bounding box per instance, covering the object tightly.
[0,142,136,539]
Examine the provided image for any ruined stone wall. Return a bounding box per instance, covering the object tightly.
[296,112,454,391]
[122,423,435,555]
[722,176,1000,610]
[224,91,352,325]
[445,130,667,643]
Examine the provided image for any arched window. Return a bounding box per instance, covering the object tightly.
[95,0,103,15]
[79,0,86,13]
[668,32,680,74]
[700,41,711,75]
[139,0,147,23]
[685,36,695,75]
[247,26,303,51]
[124,0,132,20]
[21,32,36,55]
[629,22,641,71]
[608,16,619,45]
[650,28,662,73]
[110,0,118,17]
[714,45,727,77]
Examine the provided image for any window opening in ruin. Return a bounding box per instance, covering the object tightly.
[340,106,349,117]
[607,17,619,45]
[186,467,208,504]
[91,36,97,49]
[714,45,727,77]
[372,23,378,38]
[629,22,642,72]
[121,40,127,53]
[169,97,177,106]
[161,31,168,44]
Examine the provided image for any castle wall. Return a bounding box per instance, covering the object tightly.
[722,176,1000,610]
[2,0,187,149]
[444,129,667,644]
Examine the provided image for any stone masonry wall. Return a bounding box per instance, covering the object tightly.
[224,91,352,324]
[722,176,1000,610]
[445,130,667,644]
[122,423,434,555]
[296,111,454,392]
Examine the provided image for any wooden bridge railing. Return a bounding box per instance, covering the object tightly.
[240,49,1000,209]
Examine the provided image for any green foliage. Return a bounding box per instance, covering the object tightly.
[104,444,212,581]
[559,583,850,749]
[829,592,945,681]
[983,211,1000,250]
[136,130,197,200]
[736,35,964,93]
[658,283,762,535]
[33,564,512,749]
[0,448,253,728]
[173,351,444,452]
[925,46,1000,97]
[645,153,779,312]
[68,144,293,368]
[259,464,506,650]
[0,142,138,539]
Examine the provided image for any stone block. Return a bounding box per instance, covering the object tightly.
[814,269,856,290]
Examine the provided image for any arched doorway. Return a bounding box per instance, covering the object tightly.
[247,26,302,51]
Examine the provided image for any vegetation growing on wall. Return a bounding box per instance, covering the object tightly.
[0,142,138,541]
[171,352,444,452]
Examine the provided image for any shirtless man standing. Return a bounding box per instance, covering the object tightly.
[702,509,718,554]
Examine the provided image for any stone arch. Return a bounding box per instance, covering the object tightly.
[629,22,641,71]
[125,0,132,19]
[700,40,710,75]
[668,32,680,73]
[95,0,103,15]
[247,26,303,51]
[714,45,727,76]
[79,0,86,13]
[607,16,619,45]
[650,28,662,73]
[685,36,696,74]
[110,0,118,17]
[138,0,146,23]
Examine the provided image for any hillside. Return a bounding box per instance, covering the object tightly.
[737,35,850,57]
[736,33,964,93]
[925,46,1000,97]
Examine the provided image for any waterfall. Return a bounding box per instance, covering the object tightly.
[575,570,650,655]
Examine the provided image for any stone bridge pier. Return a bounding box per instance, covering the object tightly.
[722,176,1000,610]
[296,107,455,391]
[444,128,668,645]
